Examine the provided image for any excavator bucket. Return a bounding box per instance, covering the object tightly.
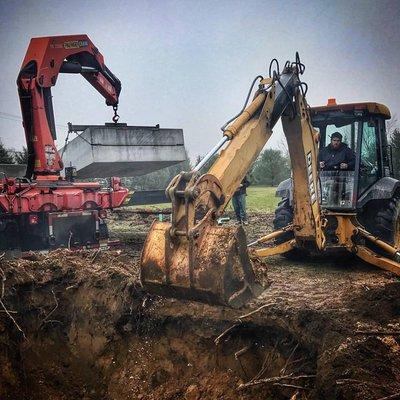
[141,221,264,308]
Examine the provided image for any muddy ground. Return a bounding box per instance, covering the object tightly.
[0,209,399,400]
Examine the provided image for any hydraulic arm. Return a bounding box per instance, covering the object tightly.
[17,34,121,179]
[141,54,323,307]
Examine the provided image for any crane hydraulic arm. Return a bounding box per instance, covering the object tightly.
[141,54,323,307]
[17,34,121,179]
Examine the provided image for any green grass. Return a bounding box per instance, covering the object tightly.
[128,186,279,213]
[131,203,170,210]
[226,186,279,213]
[247,186,279,212]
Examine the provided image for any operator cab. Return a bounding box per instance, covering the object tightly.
[311,99,392,210]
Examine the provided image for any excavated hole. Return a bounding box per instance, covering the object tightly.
[0,251,319,400]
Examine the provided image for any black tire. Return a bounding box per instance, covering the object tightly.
[360,195,400,250]
[273,198,306,259]
[273,198,295,244]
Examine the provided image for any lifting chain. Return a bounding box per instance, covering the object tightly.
[112,105,120,123]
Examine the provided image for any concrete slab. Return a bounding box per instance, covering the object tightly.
[60,123,187,178]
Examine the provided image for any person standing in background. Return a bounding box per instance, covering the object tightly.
[232,175,250,225]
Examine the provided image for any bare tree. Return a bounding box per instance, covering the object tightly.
[13,147,28,164]
[0,140,14,164]
[387,116,400,179]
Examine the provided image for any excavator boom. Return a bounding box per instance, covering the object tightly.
[141,55,321,307]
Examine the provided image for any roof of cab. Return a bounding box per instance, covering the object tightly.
[310,102,391,119]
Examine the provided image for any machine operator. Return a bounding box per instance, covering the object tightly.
[318,132,355,171]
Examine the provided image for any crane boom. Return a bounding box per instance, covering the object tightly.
[17,34,121,179]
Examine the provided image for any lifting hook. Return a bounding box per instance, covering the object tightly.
[112,105,120,123]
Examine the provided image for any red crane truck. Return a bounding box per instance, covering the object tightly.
[0,35,129,254]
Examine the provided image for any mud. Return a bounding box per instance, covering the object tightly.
[0,209,399,399]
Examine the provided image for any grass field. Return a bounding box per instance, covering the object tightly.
[225,186,279,213]
[133,186,279,212]
[245,186,279,212]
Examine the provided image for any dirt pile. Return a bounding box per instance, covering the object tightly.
[0,210,399,399]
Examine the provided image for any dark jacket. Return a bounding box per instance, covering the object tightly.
[234,176,251,196]
[318,142,355,171]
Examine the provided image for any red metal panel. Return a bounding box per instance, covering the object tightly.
[0,178,128,214]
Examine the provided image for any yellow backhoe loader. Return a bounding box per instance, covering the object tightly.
[141,53,400,308]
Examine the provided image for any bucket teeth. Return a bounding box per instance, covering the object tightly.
[140,221,264,308]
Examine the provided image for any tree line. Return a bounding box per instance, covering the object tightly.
[2,124,400,187]
[121,121,400,188]
[0,142,28,164]
[121,148,290,190]
[390,128,400,179]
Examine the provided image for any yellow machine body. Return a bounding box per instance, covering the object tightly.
[141,56,400,308]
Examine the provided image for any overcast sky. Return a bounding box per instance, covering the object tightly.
[1,0,400,161]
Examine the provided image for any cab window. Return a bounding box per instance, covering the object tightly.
[324,122,358,151]
[359,121,379,194]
